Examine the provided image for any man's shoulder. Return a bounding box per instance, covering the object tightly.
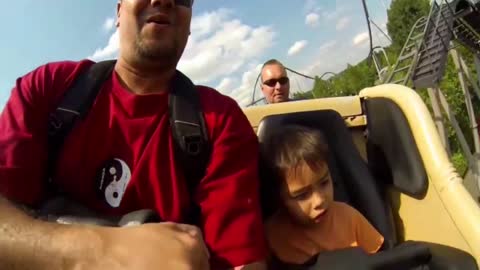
[32,59,94,78]
[194,84,256,141]
[11,59,95,107]
[24,59,95,92]
[196,85,240,112]
[42,59,93,68]
[196,85,237,103]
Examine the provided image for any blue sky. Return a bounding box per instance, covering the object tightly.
[0,0,392,109]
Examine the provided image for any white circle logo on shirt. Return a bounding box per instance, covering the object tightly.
[95,158,132,208]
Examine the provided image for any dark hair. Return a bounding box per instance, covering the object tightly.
[261,125,329,181]
[259,125,329,217]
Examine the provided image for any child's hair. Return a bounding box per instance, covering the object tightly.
[259,125,329,217]
[261,125,329,181]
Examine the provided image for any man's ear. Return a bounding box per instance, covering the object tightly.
[116,1,122,27]
[260,84,267,93]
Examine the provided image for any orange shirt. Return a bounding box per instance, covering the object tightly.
[266,201,384,264]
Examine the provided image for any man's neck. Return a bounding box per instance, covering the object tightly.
[114,57,176,95]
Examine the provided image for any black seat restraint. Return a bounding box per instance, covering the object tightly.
[47,60,210,223]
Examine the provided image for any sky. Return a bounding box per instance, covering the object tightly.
[0,0,392,110]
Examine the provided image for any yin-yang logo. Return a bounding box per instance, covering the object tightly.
[95,158,132,208]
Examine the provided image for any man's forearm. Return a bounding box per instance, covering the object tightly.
[0,196,100,270]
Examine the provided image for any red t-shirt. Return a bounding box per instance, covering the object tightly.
[0,60,267,268]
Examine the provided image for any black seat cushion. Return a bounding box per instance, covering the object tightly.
[257,109,396,249]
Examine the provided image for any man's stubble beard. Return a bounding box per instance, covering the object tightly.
[134,34,181,68]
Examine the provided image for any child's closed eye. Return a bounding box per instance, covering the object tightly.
[320,179,330,188]
[292,189,312,201]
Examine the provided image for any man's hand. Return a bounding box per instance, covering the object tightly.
[77,222,211,270]
[0,196,209,270]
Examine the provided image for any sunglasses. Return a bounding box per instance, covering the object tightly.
[175,0,194,7]
[263,77,289,87]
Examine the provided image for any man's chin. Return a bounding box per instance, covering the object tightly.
[136,38,179,60]
[138,47,178,63]
[273,96,288,103]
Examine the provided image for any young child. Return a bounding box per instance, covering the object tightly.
[261,125,384,265]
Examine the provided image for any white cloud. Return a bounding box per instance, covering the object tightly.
[304,0,317,13]
[103,17,115,32]
[302,40,341,75]
[86,3,391,106]
[177,9,275,84]
[230,64,263,107]
[353,32,369,46]
[305,13,320,27]
[336,17,351,31]
[319,40,337,52]
[304,0,325,14]
[88,8,275,91]
[301,37,373,80]
[288,40,308,56]
[215,77,235,95]
[322,5,346,21]
[305,4,347,28]
[208,63,263,107]
[88,30,119,61]
[297,3,392,84]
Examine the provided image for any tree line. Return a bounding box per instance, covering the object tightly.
[294,0,480,174]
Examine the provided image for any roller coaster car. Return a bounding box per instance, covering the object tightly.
[243,84,480,269]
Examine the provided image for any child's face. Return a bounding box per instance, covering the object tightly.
[281,161,334,226]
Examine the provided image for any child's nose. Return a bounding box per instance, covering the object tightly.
[312,191,325,209]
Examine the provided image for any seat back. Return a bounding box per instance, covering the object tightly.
[257,109,396,249]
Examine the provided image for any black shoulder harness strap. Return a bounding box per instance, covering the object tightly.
[168,70,211,195]
[47,60,210,206]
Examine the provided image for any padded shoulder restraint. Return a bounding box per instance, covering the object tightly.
[47,60,210,203]
[168,70,211,196]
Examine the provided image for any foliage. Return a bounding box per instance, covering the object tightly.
[451,152,469,176]
[311,61,378,98]
[293,91,314,100]
[300,0,480,173]
[386,0,431,50]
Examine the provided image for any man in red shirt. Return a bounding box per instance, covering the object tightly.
[0,0,267,269]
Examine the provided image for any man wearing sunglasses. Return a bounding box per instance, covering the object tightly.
[260,59,291,104]
[0,1,267,270]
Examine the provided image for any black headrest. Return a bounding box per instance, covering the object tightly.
[365,98,428,199]
[257,109,395,249]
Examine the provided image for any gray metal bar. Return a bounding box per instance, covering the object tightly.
[475,54,480,87]
[451,49,480,154]
[459,55,480,108]
[427,87,451,156]
[437,88,474,163]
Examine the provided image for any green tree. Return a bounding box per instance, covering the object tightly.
[311,60,377,98]
[293,91,314,100]
[386,0,431,50]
